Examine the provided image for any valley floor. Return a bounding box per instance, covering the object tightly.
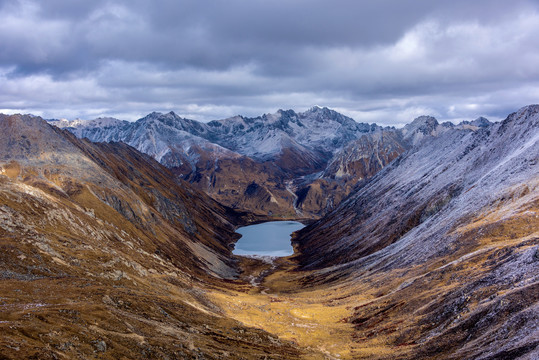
[211,256,355,359]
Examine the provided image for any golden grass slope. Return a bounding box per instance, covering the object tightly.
[0,114,306,359]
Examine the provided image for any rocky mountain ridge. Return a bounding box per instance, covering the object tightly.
[52,106,381,172]
[50,107,492,218]
[296,106,535,268]
[0,113,241,278]
[0,113,306,358]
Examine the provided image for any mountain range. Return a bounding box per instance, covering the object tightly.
[1,105,537,359]
[49,106,490,218]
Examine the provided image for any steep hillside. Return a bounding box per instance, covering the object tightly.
[0,113,241,277]
[180,155,298,218]
[0,114,305,359]
[295,106,535,268]
[323,130,408,182]
[289,105,539,358]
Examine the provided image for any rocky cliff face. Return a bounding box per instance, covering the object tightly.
[324,131,408,181]
[289,130,410,216]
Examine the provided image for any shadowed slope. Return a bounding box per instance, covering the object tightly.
[292,130,410,216]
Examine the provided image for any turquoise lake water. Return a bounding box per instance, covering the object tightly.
[232,221,305,257]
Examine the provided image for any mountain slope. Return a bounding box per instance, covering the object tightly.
[1,113,240,277]
[285,130,409,217]
[52,107,377,173]
[204,107,376,169]
[290,105,539,359]
[53,108,485,219]
[53,112,302,216]
[296,106,536,269]
[290,116,465,217]
[0,114,304,359]
[2,105,536,359]
[323,130,408,182]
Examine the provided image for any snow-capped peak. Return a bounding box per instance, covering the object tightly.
[48,117,126,129]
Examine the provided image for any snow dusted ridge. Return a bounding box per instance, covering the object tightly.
[296,104,538,269]
[48,106,496,217]
[48,117,128,136]
[51,112,240,170]
[205,107,379,159]
[49,107,493,166]
[400,115,492,146]
[291,104,538,360]
[50,107,383,164]
[47,107,387,185]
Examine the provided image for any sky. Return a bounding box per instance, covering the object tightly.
[1,0,539,127]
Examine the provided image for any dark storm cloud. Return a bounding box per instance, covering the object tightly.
[1,0,539,124]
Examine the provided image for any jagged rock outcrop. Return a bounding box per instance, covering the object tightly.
[288,130,409,216]
[323,130,408,181]
[290,114,480,217]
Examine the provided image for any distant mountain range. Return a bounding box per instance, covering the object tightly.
[49,106,491,218]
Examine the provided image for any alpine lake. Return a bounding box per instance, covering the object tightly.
[232,221,305,257]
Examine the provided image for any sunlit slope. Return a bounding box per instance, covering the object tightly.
[0,114,304,359]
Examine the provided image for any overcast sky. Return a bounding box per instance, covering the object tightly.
[1,0,539,126]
